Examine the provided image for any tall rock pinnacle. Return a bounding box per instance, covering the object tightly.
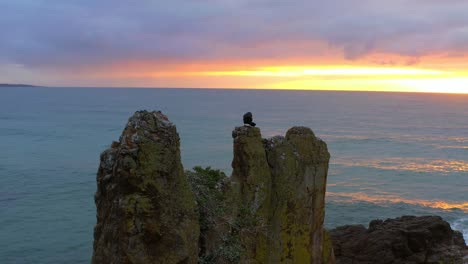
[265,127,333,263]
[231,126,272,262]
[231,125,334,263]
[92,111,199,264]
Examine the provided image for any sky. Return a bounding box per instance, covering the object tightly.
[1,0,468,93]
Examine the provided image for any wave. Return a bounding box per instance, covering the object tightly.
[452,218,468,242]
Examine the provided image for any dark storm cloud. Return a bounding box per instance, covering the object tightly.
[1,0,468,68]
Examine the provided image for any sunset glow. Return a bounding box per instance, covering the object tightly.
[199,67,445,77]
[2,1,468,94]
[113,64,468,94]
[389,78,468,94]
[184,66,467,93]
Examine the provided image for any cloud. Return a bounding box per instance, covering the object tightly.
[1,0,468,70]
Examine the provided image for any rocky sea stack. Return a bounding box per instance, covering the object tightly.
[92,111,334,263]
[92,111,199,263]
[230,125,334,263]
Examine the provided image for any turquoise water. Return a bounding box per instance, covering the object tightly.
[0,87,466,263]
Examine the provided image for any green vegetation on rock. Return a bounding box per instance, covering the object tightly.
[187,166,243,264]
[186,166,229,232]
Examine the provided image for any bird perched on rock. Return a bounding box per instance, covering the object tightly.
[243,112,256,127]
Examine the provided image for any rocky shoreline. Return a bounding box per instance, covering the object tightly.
[330,215,467,264]
[92,110,466,264]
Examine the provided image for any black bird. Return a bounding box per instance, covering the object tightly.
[243,112,256,127]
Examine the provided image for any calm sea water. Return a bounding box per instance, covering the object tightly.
[0,87,467,263]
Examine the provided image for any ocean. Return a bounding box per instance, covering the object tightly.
[0,87,466,263]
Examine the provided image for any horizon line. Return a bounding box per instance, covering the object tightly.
[7,84,468,95]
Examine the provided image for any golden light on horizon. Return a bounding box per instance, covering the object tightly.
[389,78,468,94]
[199,66,445,77]
[265,77,468,94]
[80,61,468,94]
[181,65,467,94]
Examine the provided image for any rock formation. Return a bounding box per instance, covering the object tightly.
[199,125,334,263]
[92,111,335,263]
[264,127,334,264]
[231,126,273,262]
[92,111,199,264]
[330,215,467,264]
[93,110,468,264]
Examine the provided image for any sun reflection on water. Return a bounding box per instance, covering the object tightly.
[332,157,468,173]
[327,192,468,212]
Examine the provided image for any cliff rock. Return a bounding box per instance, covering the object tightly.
[330,215,467,264]
[231,126,273,263]
[92,111,199,264]
[229,125,334,263]
[264,127,334,264]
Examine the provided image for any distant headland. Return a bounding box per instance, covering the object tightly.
[0,83,42,88]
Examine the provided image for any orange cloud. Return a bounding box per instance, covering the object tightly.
[42,50,468,94]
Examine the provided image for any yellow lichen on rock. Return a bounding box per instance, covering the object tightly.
[92,111,199,264]
[230,125,334,264]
